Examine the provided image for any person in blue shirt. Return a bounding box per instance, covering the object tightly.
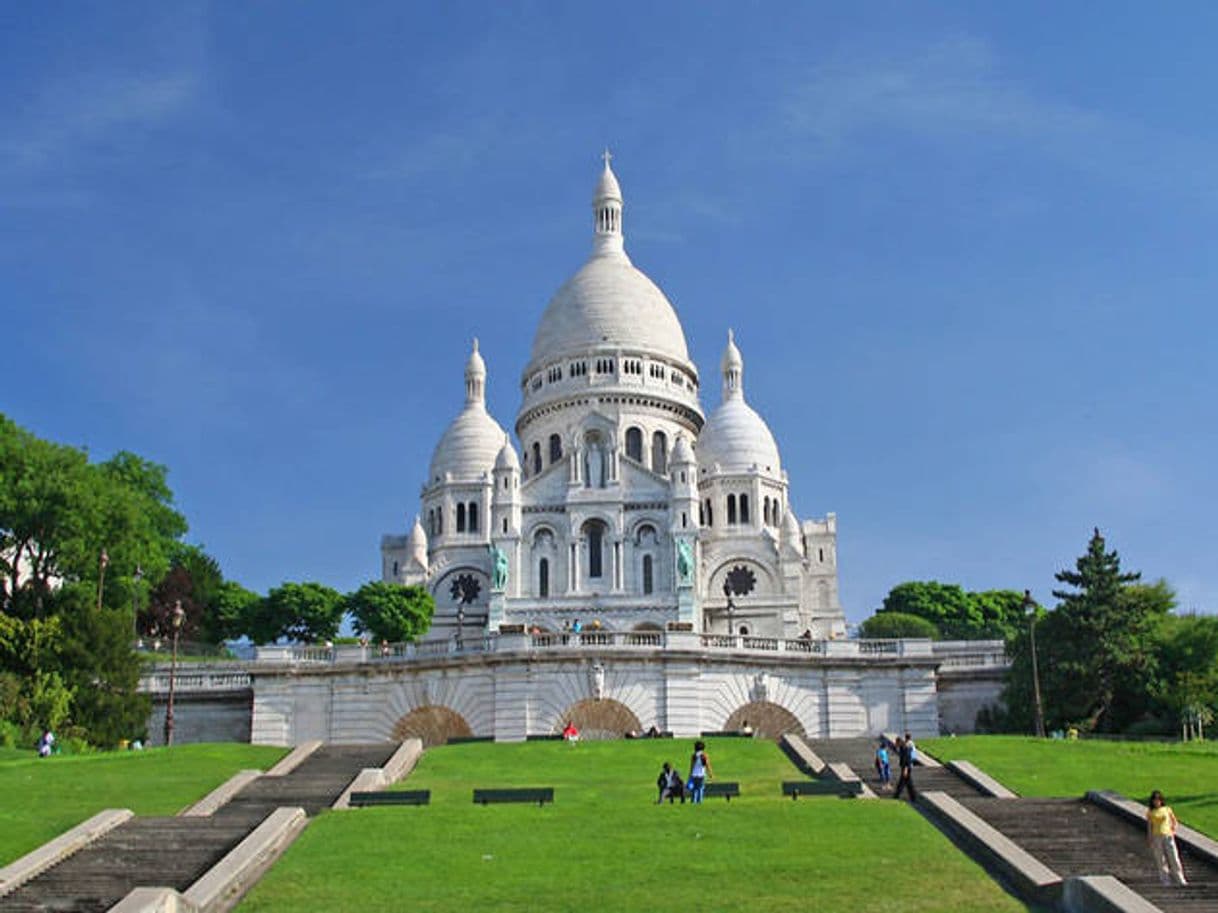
[874,740,891,789]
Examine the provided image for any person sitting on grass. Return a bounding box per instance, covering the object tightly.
[657,762,685,804]
[37,729,55,758]
[562,720,580,744]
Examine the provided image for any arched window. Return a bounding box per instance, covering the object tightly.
[392,560,399,576]
[549,434,562,464]
[532,442,542,475]
[727,494,737,525]
[651,431,668,474]
[468,501,479,533]
[436,507,443,534]
[705,499,713,527]
[625,427,643,462]
[456,502,466,533]
[763,498,771,526]
[503,517,508,533]
[588,522,604,579]
[539,557,550,598]
[642,555,653,595]
[739,494,750,524]
[428,509,435,536]
[699,503,704,526]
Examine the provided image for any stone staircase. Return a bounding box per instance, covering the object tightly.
[0,743,398,913]
[806,738,1218,912]
[960,796,1218,913]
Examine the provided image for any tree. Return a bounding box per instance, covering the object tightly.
[211,581,261,642]
[1153,612,1218,739]
[248,582,345,644]
[346,582,434,643]
[859,611,939,640]
[872,581,1025,640]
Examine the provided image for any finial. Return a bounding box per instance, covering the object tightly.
[472,337,479,353]
[728,328,735,344]
[602,147,613,168]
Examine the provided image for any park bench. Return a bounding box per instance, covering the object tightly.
[349,790,431,807]
[699,730,753,738]
[526,734,565,741]
[702,782,740,801]
[473,787,554,806]
[447,735,494,745]
[781,780,863,799]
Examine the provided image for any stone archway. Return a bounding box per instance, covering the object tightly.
[553,698,642,740]
[392,705,473,747]
[724,702,805,739]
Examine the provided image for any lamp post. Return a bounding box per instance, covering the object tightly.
[163,600,185,747]
[456,607,465,650]
[722,581,735,640]
[132,564,143,644]
[1023,589,1047,738]
[96,549,109,611]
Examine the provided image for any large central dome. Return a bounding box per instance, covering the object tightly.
[529,254,691,365]
[526,157,692,371]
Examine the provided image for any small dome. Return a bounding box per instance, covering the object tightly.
[495,436,520,471]
[782,509,804,555]
[698,330,781,474]
[697,397,782,474]
[429,406,506,482]
[671,434,695,465]
[466,338,486,378]
[429,341,506,482]
[408,515,427,548]
[595,158,621,201]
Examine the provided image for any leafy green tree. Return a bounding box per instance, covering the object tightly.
[248,582,345,644]
[873,581,1025,640]
[212,581,261,642]
[1153,612,1218,738]
[346,582,434,643]
[859,611,939,640]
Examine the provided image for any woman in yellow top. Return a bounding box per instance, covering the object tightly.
[1146,790,1188,886]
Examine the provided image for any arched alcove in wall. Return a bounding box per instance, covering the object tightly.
[723,702,805,739]
[553,698,642,740]
[392,705,473,747]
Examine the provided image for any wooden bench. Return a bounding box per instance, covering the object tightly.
[473,787,554,806]
[700,731,753,738]
[702,782,740,801]
[447,736,494,745]
[525,734,565,741]
[349,790,431,807]
[781,780,864,799]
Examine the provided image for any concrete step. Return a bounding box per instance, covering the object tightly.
[3,743,400,913]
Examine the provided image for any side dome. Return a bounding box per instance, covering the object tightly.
[697,330,782,475]
[428,340,507,482]
[527,156,692,368]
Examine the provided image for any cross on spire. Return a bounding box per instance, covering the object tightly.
[602,147,613,168]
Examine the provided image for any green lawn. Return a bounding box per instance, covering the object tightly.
[923,736,1218,837]
[0,742,286,864]
[240,739,1032,913]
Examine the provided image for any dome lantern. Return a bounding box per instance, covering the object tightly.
[721,328,743,400]
[592,148,624,258]
[465,338,486,405]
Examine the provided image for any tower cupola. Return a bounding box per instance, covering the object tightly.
[592,148,624,257]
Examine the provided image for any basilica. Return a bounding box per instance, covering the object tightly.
[381,157,847,642]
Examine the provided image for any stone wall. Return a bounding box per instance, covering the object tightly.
[145,691,252,747]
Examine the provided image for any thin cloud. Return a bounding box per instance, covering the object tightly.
[0,72,198,173]
[773,35,1218,200]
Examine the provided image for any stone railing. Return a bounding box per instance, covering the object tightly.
[138,665,253,694]
[931,640,1010,670]
[251,633,940,665]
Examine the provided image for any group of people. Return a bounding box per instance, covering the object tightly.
[873,732,918,801]
[656,741,714,805]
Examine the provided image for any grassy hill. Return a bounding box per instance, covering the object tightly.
[0,743,286,864]
[239,738,1032,913]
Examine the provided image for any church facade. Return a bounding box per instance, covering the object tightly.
[381,157,847,643]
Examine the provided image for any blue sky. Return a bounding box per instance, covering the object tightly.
[3,2,1217,621]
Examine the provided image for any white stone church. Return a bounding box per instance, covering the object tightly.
[381,156,847,643]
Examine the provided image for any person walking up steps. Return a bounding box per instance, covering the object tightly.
[1146,790,1188,886]
[688,740,713,804]
[874,739,891,790]
[893,737,916,802]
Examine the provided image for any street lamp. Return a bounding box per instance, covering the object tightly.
[132,565,143,644]
[456,607,465,650]
[722,581,735,639]
[96,549,109,612]
[163,600,186,747]
[1023,589,1047,738]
